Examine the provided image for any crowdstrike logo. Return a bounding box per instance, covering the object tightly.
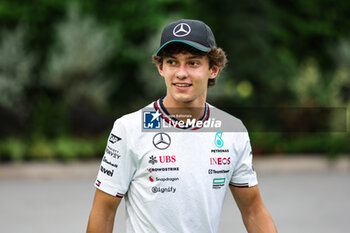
[173,23,191,37]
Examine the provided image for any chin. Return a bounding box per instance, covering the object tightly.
[176,96,198,104]
[172,94,193,103]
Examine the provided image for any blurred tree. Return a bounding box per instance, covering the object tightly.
[0,26,34,110]
[44,5,116,108]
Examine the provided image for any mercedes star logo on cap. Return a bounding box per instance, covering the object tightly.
[173,23,191,37]
[153,133,171,150]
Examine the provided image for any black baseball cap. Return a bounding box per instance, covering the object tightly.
[155,19,216,56]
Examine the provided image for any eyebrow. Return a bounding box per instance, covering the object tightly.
[165,55,203,59]
[187,55,202,59]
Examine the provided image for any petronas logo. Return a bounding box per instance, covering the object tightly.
[214,132,224,148]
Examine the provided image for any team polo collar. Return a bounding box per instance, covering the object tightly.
[153,98,210,130]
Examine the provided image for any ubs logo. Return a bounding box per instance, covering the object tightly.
[153,133,171,150]
[149,155,176,164]
[159,155,176,163]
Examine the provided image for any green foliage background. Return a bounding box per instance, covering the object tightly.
[0,0,349,161]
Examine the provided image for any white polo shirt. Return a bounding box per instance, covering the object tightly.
[95,99,257,233]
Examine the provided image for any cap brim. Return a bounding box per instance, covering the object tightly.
[155,40,210,56]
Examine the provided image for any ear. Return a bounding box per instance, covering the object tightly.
[209,65,219,79]
[157,63,164,77]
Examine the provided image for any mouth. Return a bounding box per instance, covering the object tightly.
[173,83,192,87]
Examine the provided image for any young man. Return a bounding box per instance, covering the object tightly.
[87,19,277,233]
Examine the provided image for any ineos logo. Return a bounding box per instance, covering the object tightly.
[153,133,171,150]
[173,23,191,37]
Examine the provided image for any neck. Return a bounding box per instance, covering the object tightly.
[162,96,206,121]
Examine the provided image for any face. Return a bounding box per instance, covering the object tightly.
[157,52,219,106]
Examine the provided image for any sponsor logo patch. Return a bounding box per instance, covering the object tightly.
[208,169,230,174]
[102,156,118,168]
[159,155,176,163]
[214,132,224,148]
[213,178,226,189]
[109,134,121,144]
[149,155,158,165]
[210,157,231,165]
[149,167,179,172]
[153,133,171,150]
[211,149,229,153]
[152,186,176,193]
[96,180,101,187]
[100,165,114,177]
[105,146,121,159]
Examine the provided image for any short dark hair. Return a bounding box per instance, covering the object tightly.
[152,43,227,87]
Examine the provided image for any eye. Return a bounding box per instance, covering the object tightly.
[188,61,200,66]
[166,60,177,65]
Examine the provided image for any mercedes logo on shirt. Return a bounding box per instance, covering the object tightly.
[153,133,171,150]
[173,23,191,37]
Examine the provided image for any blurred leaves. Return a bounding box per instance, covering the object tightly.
[0,26,34,110]
[0,135,107,162]
[44,4,116,108]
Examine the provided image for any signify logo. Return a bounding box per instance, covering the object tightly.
[152,186,176,193]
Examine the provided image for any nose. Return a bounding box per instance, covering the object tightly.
[176,64,188,80]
